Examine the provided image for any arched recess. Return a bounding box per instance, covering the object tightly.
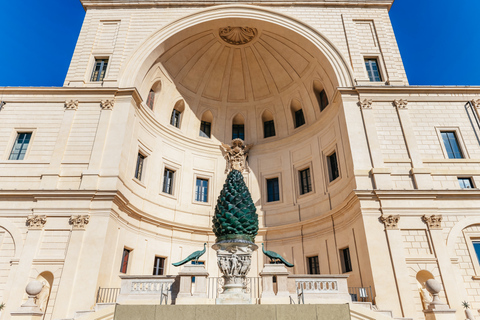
[232,114,245,140]
[447,217,480,256]
[0,219,22,258]
[0,225,17,302]
[118,5,354,89]
[313,80,329,112]
[146,80,162,110]
[416,270,434,310]
[200,110,213,138]
[261,110,276,138]
[170,100,185,128]
[36,271,54,317]
[291,99,305,128]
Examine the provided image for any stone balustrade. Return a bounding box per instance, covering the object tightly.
[288,275,351,303]
[117,275,176,304]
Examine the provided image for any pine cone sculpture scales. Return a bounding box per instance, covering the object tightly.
[213,170,259,242]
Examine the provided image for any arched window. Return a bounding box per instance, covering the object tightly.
[262,110,275,138]
[170,100,185,128]
[200,111,213,138]
[313,81,329,111]
[291,99,305,128]
[146,81,161,110]
[232,114,245,140]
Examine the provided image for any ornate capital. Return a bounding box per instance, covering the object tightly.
[0,101,5,111]
[219,27,257,45]
[26,215,47,229]
[471,99,480,108]
[380,215,400,230]
[101,100,114,110]
[69,215,90,229]
[393,99,408,109]
[220,139,253,173]
[65,100,78,110]
[422,215,443,229]
[358,99,373,109]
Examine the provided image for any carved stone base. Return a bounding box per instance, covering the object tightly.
[212,240,258,305]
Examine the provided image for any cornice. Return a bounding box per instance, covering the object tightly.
[340,86,480,96]
[355,189,480,200]
[80,0,394,9]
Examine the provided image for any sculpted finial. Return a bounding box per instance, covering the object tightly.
[220,139,253,173]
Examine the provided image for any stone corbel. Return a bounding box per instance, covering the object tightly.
[393,99,408,109]
[422,215,443,230]
[101,100,114,110]
[380,215,400,230]
[69,215,90,230]
[26,215,47,230]
[358,99,373,109]
[65,100,79,110]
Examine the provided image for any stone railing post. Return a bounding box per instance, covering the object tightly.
[260,264,290,304]
[176,265,209,305]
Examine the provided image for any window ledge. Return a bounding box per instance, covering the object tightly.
[160,192,177,200]
[132,177,146,188]
[193,200,211,207]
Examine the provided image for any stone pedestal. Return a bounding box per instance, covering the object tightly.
[212,240,258,305]
[423,309,457,320]
[260,264,290,304]
[176,265,209,305]
[11,280,44,319]
[422,279,457,320]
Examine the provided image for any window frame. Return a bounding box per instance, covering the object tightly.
[199,121,212,139]
[90,57,109,82]
[298,167,313,196]
[120,247,132,274]
[8,131,34,161]
[162,168,176,195]
[266,177,280,203]
[340,247,353,273]
[316,89,329,112]
[463,231,480,279]
[170,109,182,128]
[153,256,166,276]
[146,89,155,110]
[294,109,306,129]
[436,127,468,160]
[232,124,245,140]
[193,172,213,205]
[134,152,146,182]
[364,58,383,82]
[458,177,475,189]
[327,151,340,183]
[307,255,320,275]
[263,120,276,138]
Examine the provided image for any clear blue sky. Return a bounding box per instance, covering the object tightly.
[0,0,479,87]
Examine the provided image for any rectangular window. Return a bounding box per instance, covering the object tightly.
[134,153,145,181]
[267,178,280,202]
[459,177,474,189]
[232,124,245,140]
[153,256,165,276]
[473,241,480,265]
[120,248,131,273]
[9,132,32,160]
[91,58,109,82]
[340,247,352,273]
[294,109,305,128]
[318,89,329,111]
[162,169,175,194]
[171,109,181,128]
[200,121,211,138]
[299,168,312,195]
[263,120,275,138]
[195,178,209,203]
[441,131,463,159]
[307,256,320,274]
[365,58,382,82]
[327,152,339,182]
[146,90,155,109]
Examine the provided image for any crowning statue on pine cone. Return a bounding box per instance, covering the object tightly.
[213,139,259,304]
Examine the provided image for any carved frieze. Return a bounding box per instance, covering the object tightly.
[26,215,47,229]
[219,27,257,45]
[380,215,400,230]
[220,139,253,173]
[359,99,373,109]
[65,100,79,110]
[393,99,408,109]
[101,100,114,110]
[69,215,90,229]
[422,215,442,230]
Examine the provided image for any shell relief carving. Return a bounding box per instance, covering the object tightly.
[219,27,258,45]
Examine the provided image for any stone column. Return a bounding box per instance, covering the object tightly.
[176,265,210,305]
[259,264,290,304]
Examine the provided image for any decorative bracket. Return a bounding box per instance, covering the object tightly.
[26,215,47,230]
[101,100,114,110]
[65,100,79,110]
[358,99,373,109]
[69,215,90,230]
[422,215,442,230]
[380,215,400,230]
[393,99,408,109]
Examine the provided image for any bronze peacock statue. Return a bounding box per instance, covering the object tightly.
[261,243,294,267]
[172,243,207,267]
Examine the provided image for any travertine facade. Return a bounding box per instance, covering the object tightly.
[1,1,480,319]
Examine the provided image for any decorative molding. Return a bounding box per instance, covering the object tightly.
[379,215,400,230]
[69,215,90,229]
[219,27,257,45]
[101,99,114,110]
[26,215,47,229]
[471,99,480,108]
[393,99,408,109]
[358,99,373,109]
[422,215,443,229]
[65,100,79,110]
